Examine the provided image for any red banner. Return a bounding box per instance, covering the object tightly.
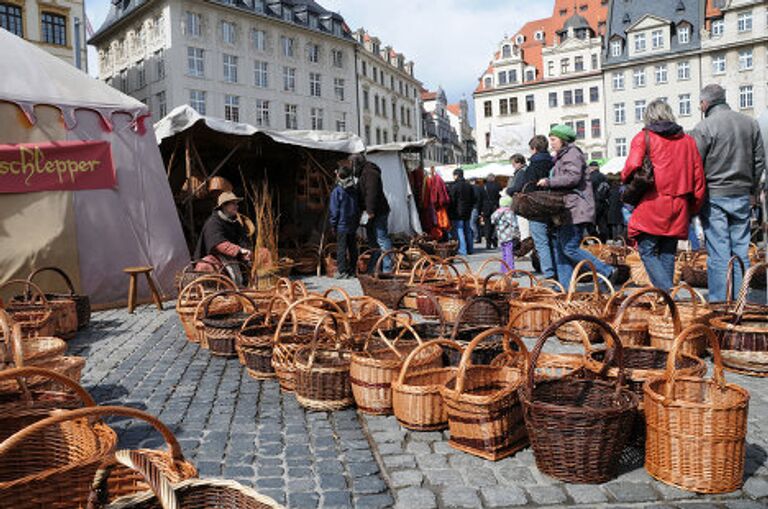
[0,140,116,193]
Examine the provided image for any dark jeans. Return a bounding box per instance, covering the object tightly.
[484,219,497,249]
[552,223,614,289]
[636,234,677,291]
[336,231,358,276]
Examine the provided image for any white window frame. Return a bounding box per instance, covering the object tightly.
[283,66,296,92]
[677,61,691,81]
[737,12,753,33]
[711,18,724,37]
[610,39,622,57]
[223,54,238,83]
[332,49,343,68]
[221,21,236,45]
[612,71,625,91]
[224,95,240,122]
[678,25,690,44]
[739,49,753,71]
[310,107,323,130]
[678,94,692,116]
[635,100,646,122]
[616,138,627,157]
[136,59,146,88]
[187,47,204,77]
[712,54,726,75]
[252,29,266,51]
[335,112,347,133]
[309,72,321,97]
[254,60,268,88]
[281,36,295,57]
[307,43,320,63]
[651,29,663,49]
[655,64,668,84]
[633,68,646,88]
[634,32,647,53]
[155,91,166,118]
[614,103,626,125]
[739,85,754,109]
[285,104,298,129]
[255,99,270,127]
[334,78,345,101]
[186,11,201,37]
[189,90,206,115]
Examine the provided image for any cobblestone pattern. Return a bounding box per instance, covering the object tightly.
[68,306,393,509]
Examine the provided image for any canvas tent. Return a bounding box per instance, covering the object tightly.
[0,28,188,306]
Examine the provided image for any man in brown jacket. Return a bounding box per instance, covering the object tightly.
[350,153,393,272]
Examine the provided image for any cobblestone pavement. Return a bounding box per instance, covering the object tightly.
[67,249,768,508]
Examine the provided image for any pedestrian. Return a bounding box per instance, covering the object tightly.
[506,154,528,196]
[483,174,502,249]
[491,194,519,272]
[448,168,476,256]
[537,125,626,288]
[353,153,394,272]
[507,137,557,279]
[692,84,766,301]
[329,164,360,279]
[587,161,610,242]
[622,99,706,291]
[606,179,625,241]
[470,178,485,245]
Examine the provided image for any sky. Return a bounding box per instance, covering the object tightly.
[85,0,552,125]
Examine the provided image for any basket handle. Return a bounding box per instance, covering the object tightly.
[536,278,566,293]
[363,311,420,358]
[507,303,593,352]
[201,290,257,318]
[291,280,309,299]
[476,257,512,275]
[417,261,460,286]
[0,309,16,365]
[565,260,600,301]
[0,405,187,463]
[0,366,97,407]
[240,294,292,332]
[724,255,744,307]
[27,266,77,296]
[323,287,353,314]
[454,327,529,395]
[406,255,440,285]
[396,338,462,385]
[273,277,295,299]
[394,290,447,335]
[734,261,768,317]
[177,275,237,308]
[181,259,221,277]
[612,287,681,336]
[442,256,472,275]
[350,296,389,320]
[527,315,625,394]
[373,249,402,277]
[480,272,517,296]
[0,279,49,306]
[504,269,537,287]
[449,296,504,340]
[579,236,603,251]
[662,324,725,401]
[667,283,705,317]
[306,312,348,369]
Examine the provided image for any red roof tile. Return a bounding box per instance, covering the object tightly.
[446,103,461,116]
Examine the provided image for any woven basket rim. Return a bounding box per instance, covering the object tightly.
[644,376,750,410]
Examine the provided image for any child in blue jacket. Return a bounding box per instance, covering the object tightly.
[329,165,361,279]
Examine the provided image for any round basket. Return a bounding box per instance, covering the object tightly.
[447,298,506,365]
[554,261,613,344]
[440,328,530,461]
[520,315,639,484]
[0,280,55,339]
[199,291,258,357]
[605,286,658,347]
[0,309,66,367]
[236,296,291,380]
[507,280,566,338]
[176,275,238,343]
[679,251,708,288]
[648,283,708,357]
[356,250,409,308]
[644,324,750,494]
[626,249,651,287]
[173,260,223,294]
[579,236,603,259]
[27,266,91,331]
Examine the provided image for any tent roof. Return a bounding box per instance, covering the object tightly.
[366,139,434,154]
[0,28,147,126]
[155,105,365,154]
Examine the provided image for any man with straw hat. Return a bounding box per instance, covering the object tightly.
[194,191,253,285]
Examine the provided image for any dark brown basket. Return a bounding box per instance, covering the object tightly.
[28,266,90,331]
[520,315,639,484]
[174,260,222,293]
[357,250,409,308]
[511,183,568,224]
[200,291,257,357]
[448,297,506,365]
[236,297,291,380]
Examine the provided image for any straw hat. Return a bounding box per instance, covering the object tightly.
[216,191,242,208]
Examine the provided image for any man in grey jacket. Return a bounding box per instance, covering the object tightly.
[692,84,766,302]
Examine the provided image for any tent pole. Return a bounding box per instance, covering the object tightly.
[184,143,242,203]
[166,139,179,178]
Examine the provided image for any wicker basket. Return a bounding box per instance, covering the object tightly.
[391,339,463,431]
[679,251,708,288]
[357,250,409,308]
[0,309,66,367]
[28,266,91,331]
[441,328,530,461]
[199,291,258,357]
[648,283,708,357]
[323,289,390,348]
[605,286,657,347]
[236,297,291,380]
[176,275,238,343]
[626,249,651,287]
[447,298,506,365]
[174,260,223,293]
[507,281,565,338]
[0,280,55,339]
[644,324,750,493]
[554,261,613,344]
[579,236,603,258]
[520,315,639,484]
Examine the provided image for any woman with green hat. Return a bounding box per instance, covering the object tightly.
[536,124,627,287]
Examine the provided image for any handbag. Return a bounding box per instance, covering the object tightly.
[511,182,568,225]
[622,130,655,206]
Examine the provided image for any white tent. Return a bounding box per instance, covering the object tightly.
[366,141,428,236]
[0,28,188,306]
[600,157,627,175]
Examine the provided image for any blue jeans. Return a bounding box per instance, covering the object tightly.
[452,219,474,256]
[529,220,556,279]
[366,212,394,273]
[470,209,480,243]
[700,195,751,302]
[637,234,677,291]
[552,224,614,289]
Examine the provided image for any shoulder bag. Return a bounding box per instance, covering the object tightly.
[622,130,655,206]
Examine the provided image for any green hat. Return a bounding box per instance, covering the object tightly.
[549,124,577,143]
[500,195,513,208]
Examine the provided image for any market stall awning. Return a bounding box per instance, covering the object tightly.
[433,161,517,181]
[366,139,434,153]
[155,105,365,154]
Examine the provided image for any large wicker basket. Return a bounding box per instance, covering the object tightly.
[28,266,91,331]
[357,250,409,308]
[648,283,708,357]
[644,325,750,493]
[0,280,55,339]
[554,261,613,344]
[199,291,258,357]
[236,296,292,380]
[176,275,238,343]
[507,281,565,338]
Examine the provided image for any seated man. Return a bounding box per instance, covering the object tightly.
[194,192,253,285]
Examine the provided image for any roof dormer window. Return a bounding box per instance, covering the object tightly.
[610,38,623,57]
[534,31,544,41]
[515,34,524,45]
[678,23,690,44]
[502,44,512,59]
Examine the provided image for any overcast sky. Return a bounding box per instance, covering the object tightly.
[86,0,551,124]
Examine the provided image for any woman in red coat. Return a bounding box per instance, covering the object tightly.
[622,99,705,291]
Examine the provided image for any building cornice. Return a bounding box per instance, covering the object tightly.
[473,70,602,98]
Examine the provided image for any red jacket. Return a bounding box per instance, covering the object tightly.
[622,127,706,239]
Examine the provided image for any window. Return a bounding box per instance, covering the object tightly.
[633,68,646,88]
[502,44,511,59]
[187,47,204,77]
[364,125,371,144]
[549,92,558,108]
[335,113,347,133]
[739,49,753,70]
[616,138,627,157]
[591,54,599,70]
[634,33,646,53]
[383,130,389,144]
[186,11,201,37]
[678,25,690,44]
[41,12,66,46]
[484,101,492,117]
[224,95,240,122]
[374,94,380,115]
[0,3,23,36]
[223,54,238,83]
[712,54,726,75]
[499,98,509,116]
[652,29,663,49]
[677,61,690,80]
[189,90,206,115]
[525,94,534,112]
[509,97,518,114]
[334,78,345,101]
[509,69,518,83]
[612,72,625,91]
[576,121,586,140]
[654,64,668,84]
[561,58,570,74]
[737,12,753,33]
[309,72,321,97]
[136,60,146,88]
[590,86,599,102]
[678,94,691,116]
[635,100,647,122]
[484,77,492,89]
[255,99,270,127]
[535,30,544,41]
[285,104,298,129]
[282,67,296,92]
[310,107,323,130]
[155,91,167,118]
[252,29,266,51]
[332,49,343,68]
[362,89,369,110]
[614,103,626,124]
[307,43,320,63]
[711,18,724,37]
[381,97,387,117]
[281,36,294,57]
[254,60,268,88]
[610,39,622,57]
[739,85,754,109]
[155,50,165,80]
[574,56,584,72]
[547,61,555,76]
[376,128,382,145]
[221,21,236,44]
[498,71,508,86]
[574,89,584,104]
[591,119,601,138]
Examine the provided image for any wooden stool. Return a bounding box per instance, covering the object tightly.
[123,266,164,314]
